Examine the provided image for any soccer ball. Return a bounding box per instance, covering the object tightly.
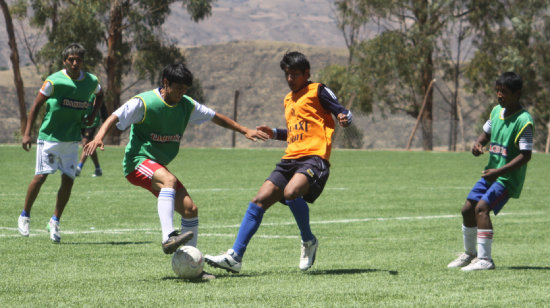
[171,246,204,279]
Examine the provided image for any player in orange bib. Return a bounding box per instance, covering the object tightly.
[205,51,352,273]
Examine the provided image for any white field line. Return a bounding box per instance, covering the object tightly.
[0,212,526,238]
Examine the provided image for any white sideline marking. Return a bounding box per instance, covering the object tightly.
[0,213,523,238]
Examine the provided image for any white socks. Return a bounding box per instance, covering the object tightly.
[462,225,493,260]
[477,229,493,260]
[181,217,199,247]
[462,225,477,256]
[158,188,176,242]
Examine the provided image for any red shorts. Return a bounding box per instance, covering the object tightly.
[125,159,183,197]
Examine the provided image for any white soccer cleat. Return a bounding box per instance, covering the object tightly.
[204,249,242,273]
[447,253,476,268]
[461,258,495,271]
[299,237,318,271]
[18,215,30,237]
[47,218,61,243]
[75,166,82,176]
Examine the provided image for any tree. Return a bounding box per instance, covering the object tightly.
[24,0,213,144]
[464,0,550,150]
[1,0,26,136]
[333,0,470,150]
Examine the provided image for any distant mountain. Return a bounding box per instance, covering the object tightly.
[0,0,345,67]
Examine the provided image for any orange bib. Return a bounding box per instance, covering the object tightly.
[282,83,335,161]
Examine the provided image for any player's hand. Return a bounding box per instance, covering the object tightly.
[83,139,104,156]
[481,169,499,182]
[244,128,270,142]
[22,134,32,152]
[472,142,484,156]
[338,111,352,127]
[256,125,274,139]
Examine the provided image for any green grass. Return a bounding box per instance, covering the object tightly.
[1,145,549,307]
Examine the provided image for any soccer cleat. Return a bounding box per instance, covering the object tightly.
[47,218,61,243]
[447,253,476,268]
[204,249,242,273]
[299,237,318,271]
[92,168,102,177]
[162,231,193,254]
[461,258,495,271]
[75,166,81,176]
[18,215,30,237]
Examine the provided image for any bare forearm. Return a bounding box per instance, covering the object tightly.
[212,113,247,134]
[95,114,118,141]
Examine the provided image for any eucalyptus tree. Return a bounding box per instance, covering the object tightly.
[23,0,214,144]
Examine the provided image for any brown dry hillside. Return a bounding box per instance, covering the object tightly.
[0,41,348,147]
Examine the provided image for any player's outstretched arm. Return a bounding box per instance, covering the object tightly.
[211,113,269,142]
[83,114,119,156]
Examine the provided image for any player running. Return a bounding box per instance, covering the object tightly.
[204,51,353,273]
[18,43,103,242]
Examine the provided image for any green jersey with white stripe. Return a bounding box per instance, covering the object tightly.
[38,70,99,142]
[123,90,195,176]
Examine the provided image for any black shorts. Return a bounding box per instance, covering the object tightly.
[81,126,97,140]
[267,156,330,203]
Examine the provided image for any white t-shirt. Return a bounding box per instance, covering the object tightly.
[113,88,216,131]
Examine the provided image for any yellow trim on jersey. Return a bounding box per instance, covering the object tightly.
[134,95,148,124]
[514,122,533,146]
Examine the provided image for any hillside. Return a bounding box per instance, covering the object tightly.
[0,40,481,149]
[0,41,349,148]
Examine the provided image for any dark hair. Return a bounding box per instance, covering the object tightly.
[62,43,86,60]
[496,72,522,93]
[280,51,310,72]
[162,63,193,86]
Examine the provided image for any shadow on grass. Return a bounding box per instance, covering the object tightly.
[161,272,256,283]
[506,266,550,271]
[306,268,399,276]
[62,241,153,245]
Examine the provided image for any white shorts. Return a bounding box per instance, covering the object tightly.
[35,140,79,179]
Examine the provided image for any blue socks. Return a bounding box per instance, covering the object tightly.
[21,210,29,218]
[232,202,265,259]
[77,162,84,169]
[286,198,314,242]
[51,215,59,222]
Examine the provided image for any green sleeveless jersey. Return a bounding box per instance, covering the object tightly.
[38,70,99,142]
[486,105,533,198]
[123,90,195,176]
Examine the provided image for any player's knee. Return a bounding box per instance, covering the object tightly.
[475,203,490,216]
[461,203,475,217]
[283,189,301,201]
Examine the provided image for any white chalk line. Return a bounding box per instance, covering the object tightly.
[0,212,528,238]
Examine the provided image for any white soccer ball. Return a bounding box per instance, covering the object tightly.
[171,245,204,279]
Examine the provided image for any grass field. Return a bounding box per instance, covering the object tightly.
[1,145,549,307]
